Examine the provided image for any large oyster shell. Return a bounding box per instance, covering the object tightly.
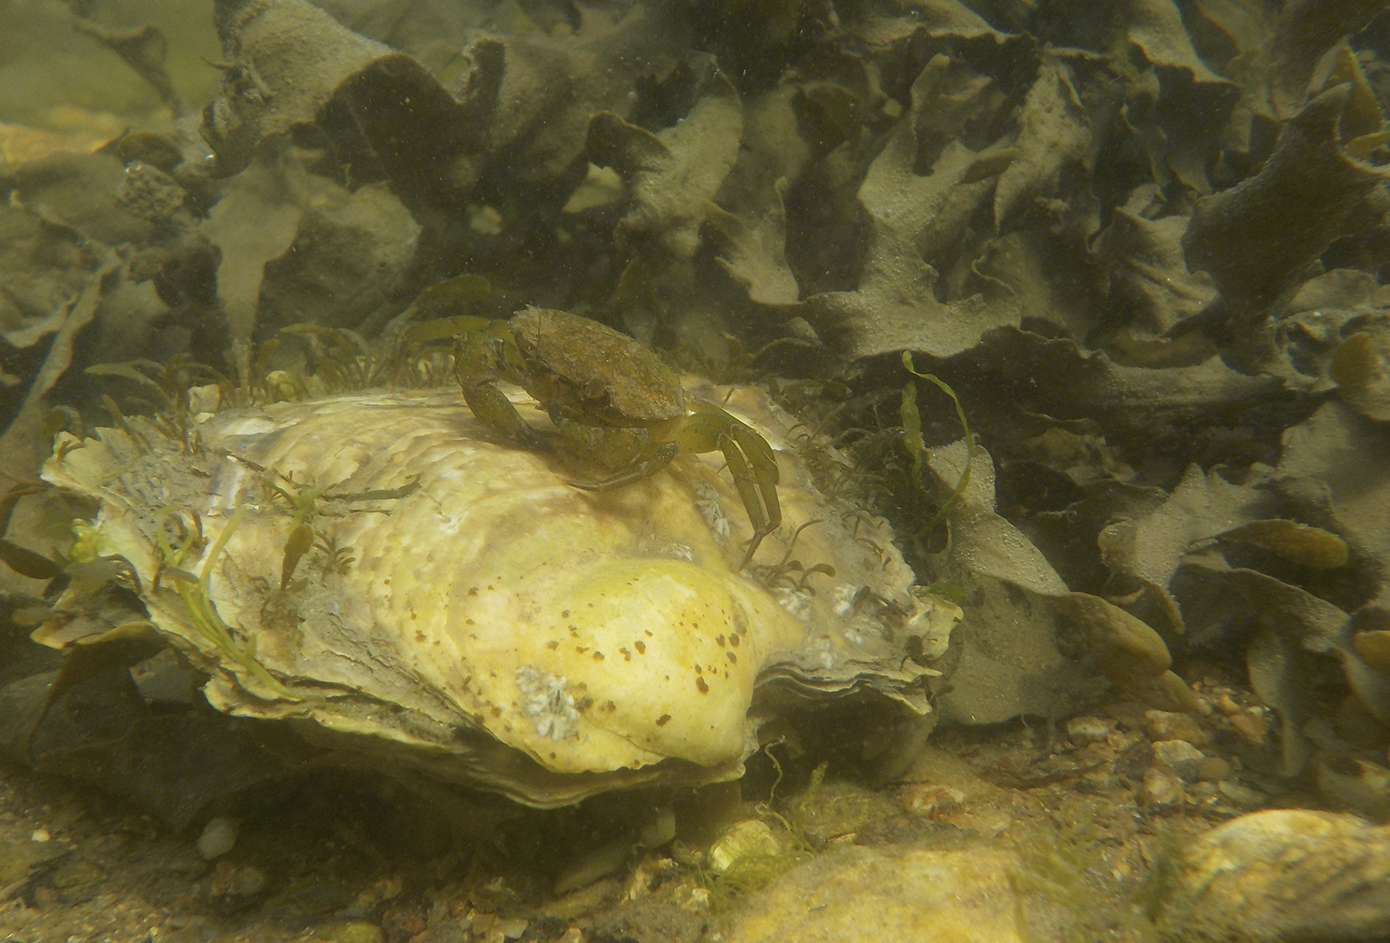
[41,384,955,805]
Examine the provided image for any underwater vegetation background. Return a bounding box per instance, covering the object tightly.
[3,0,1390,941]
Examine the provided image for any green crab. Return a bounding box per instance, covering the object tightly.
[453,307,781,568]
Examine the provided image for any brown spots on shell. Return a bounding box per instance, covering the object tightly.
[634,640,646,654]
[656,714,672,726]
[561,609,570,618]
[644,630,654,637]
[729,633,740,648]
[593,651,605,661]
[716,634,726,647]
[569,625,581,637]
[619,647,631,661]
[696,676,709,694]
[546,640,559,650]
[414,631,426,643]
[727,651,737,664]
[465,618,475,625]
[467,586,479,596]
[604,700,616,712]
[576,696,593,711]
[576,646,589,654]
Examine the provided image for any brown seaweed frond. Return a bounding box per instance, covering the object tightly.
[87,354,234,453]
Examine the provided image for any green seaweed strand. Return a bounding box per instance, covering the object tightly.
[901,351,974,534]
[698,745,822,911]
[159,506,303,702]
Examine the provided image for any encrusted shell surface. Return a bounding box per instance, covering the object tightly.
[42,384,955,805]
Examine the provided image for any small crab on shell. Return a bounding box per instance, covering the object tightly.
[34,367,958,807]
[452,307,782,568]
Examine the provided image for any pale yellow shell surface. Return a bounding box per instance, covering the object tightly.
[43,386,951,805]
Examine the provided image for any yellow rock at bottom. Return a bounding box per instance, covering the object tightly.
[717,845,1024,943]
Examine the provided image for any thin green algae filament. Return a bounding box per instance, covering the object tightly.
[155,505,304,702]
[901,351,974,535]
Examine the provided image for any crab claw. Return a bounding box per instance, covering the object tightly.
[456,334,553,453]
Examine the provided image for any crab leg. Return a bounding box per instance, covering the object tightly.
[456,335,553,453]
[681,404,782,569]
[720,429,781,569]
[0,482,63,582]
[568,440,680,492]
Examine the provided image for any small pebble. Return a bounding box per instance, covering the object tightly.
[30,829,50,843]
[639,807,677,849]
[203,861,268,914]
[313,921,383,943]
[1188,781,1219,802]
[1142,767,1185,808]
[197,816,239,860]
[381,905,427,941]
[553,838,629,895]
[898,783,965,817]
[1197,756,1232,782]
[1153,740,1205,782]
[1144,709,1208,746]
[1228,710,1271,745]
[339,875,404,919]
[498,918,530,940]
[1215,692,1242,715]
[1218,780,1267,809]
[1066,715,1116,745]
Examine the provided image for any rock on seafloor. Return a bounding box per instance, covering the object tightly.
[709,844,1026,943]
[38,384,957,806]
[1161,808,1390,942]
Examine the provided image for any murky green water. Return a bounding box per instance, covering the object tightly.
[2,2,1390,941]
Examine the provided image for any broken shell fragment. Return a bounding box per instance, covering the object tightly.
[41,385,949,806]
[709,819,783,874]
